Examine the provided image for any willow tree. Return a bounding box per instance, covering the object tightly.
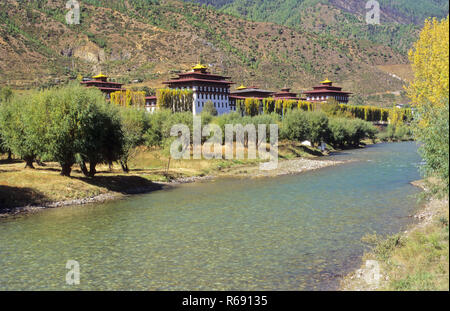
[298,101,314,112]
[0,93,47,168]
[244,98,260,116]
[274,99,283,115]
[43,84,124,177]
[236,99,245,116]
[263,98,275,114]
[157,89,193,112]
[110,90,146,108]
[282,100,297,116]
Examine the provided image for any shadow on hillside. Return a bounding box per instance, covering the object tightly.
[75,175,166,195]
[0,185,47,210]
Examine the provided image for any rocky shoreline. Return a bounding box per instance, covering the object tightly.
[0,158,345,218]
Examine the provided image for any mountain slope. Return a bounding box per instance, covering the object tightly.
[0,0,413,105]
[191,0,449,24]
[187,0,449,54]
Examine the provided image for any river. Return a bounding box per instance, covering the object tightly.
[0,142,422,290]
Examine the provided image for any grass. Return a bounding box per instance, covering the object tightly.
[342,180,449,291]
[0,142,323,210]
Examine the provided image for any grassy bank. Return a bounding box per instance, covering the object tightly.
[0,141,324,212]
[341,179,449,291]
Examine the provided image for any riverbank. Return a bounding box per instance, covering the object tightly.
[0,141,345,217]
[340,179,449,291]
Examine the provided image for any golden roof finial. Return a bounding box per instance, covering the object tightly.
[93,73,108,79]
[321,78,332,84]
[237,84,247,90]
[192,63,207,70]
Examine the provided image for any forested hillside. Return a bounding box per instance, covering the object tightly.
[190,0,449,24]
[188,0,449,54]
[1,0,444,105]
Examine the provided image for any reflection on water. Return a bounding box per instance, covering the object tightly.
[0,142,421,290]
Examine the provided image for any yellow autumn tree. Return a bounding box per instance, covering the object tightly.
[408,16,449,196]
[407,16,449,109]
[110,90,145,108]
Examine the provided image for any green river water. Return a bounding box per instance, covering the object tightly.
[0,142,421,290]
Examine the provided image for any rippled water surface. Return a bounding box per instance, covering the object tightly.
[0,142,421,290]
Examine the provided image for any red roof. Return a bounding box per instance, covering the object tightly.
[303,90,352,95]
[177,72,232,80]
[229,95,267,100]
[80,81,123,86]
[163,78,234,85]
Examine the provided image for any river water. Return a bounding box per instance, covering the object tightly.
[0,142,421,290]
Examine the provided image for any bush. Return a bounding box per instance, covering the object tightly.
[280,110,309,142]
[0,84,125,177]
[378,124,413,142]
[144,109,172,147]
[0,86,13,103]
[328,117,378,148]
[118,107,149,172]
[305,111,329,146]
[43,84,124,177]
[0,93,47,168]
[414,100,449,197]
[203,100,218,116]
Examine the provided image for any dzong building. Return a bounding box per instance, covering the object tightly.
[163,64,235,115]
[303,79,351,104]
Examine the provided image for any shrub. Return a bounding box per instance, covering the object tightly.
[378,124,413,142]
[280,110,309,142]
[203,100,218,116]
[328,117,377,148]
[144,109,172,147]
[0,93,47,168]
[414,100,449,196]
[305,111,329,146]
[43,84,124,177]
[118,107,149,172]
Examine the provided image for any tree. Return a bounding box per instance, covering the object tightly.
[244,98,259,116]
[119,107,149,173]
[280,110,309,142]
[157,89,193,112]
[407,17,449,113]
[110,89,146,108]
[413,100,449,196]
[0,86,13,103]
[408,16,449,196]
[203,100,218,116]
[42,84,124,177]
[0,86,14,159]
[0,93,46,168]
[77,101,124,177]
[305,111,329,146]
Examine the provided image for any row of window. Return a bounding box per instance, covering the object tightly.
[307,95,348,101]
[178,86,230,93]
[198,86,229,93]
[198,93,229,100]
